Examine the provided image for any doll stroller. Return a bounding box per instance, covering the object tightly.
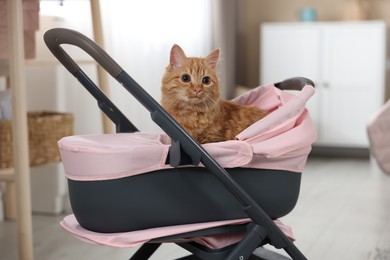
[44,28,316,260]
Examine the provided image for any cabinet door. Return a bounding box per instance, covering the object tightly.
[321,24,386,147]
[260,24,321,131]
[260,24,321,84]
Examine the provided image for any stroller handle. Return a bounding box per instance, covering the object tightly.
[275,77,315,90]
[44,28,123,78]
[44,28,138,133]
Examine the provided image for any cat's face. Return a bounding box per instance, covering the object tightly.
[162,44,220,107]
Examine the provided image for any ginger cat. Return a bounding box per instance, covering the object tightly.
[161,44,266,144]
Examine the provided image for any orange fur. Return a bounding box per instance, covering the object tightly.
[161,44,266,144]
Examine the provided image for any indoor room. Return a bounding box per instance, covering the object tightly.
[1,0,390,259]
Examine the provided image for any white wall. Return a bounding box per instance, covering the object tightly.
[101,0,212,132]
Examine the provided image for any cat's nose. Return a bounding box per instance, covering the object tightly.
[194,85,202,95]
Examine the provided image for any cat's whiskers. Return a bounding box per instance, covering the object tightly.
[194,95,219,116]
[203,95,218,109]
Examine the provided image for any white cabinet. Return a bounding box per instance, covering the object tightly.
[260,21,387,148]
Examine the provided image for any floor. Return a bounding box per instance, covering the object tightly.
[0,157,390,260]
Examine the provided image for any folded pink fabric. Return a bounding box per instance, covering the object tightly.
[61,214,295,249]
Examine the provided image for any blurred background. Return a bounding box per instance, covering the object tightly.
[1,0,390,259]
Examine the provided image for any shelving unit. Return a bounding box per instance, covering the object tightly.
[0,1,110,259]
[5,1,33,259]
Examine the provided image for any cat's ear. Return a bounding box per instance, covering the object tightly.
[170,44,187,68]
[206,49,220,69]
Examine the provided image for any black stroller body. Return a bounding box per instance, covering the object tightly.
[44,28,315,260]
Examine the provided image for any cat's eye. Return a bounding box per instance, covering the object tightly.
[202,76,211,85]
[181,74,191,83]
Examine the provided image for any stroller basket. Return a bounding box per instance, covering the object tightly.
[44,28,316,260]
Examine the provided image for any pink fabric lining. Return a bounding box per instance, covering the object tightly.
[60,214,295,249]
[58,84,316,181]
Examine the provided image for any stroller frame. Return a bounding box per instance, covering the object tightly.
[44,28,312,260]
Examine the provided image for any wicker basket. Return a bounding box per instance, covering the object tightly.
[0,112,73,169]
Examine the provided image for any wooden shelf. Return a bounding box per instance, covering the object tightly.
[0,168,14,182]
[1,59,95,67]
[25,59,95,66]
